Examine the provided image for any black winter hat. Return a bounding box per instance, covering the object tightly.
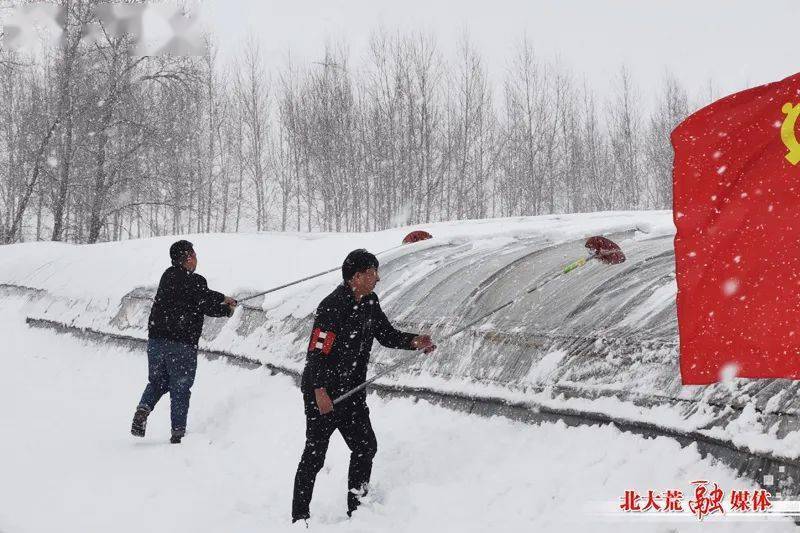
[342,249,379,281]
[170,240,194,266]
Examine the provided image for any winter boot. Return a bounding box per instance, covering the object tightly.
[170,429,184,444]
[131,406,150,437]
[347,483,369,517]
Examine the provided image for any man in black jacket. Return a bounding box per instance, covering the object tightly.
[292,249,435,522]
[131,240,237,444]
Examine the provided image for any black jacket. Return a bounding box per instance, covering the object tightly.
[301,284,416,402]
[147,265,230,346]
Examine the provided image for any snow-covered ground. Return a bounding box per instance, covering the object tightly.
[0,295,793,532]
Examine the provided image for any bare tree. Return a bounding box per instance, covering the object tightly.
[51,0,93,241]
[447,32,496,220]
[277,55,309,231]
[581,82,615,211]
[607,65,642,210]
[500,37,551,216]
[235,35,270,231]
[644,72,688,209]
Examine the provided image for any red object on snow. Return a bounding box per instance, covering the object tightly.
[402,230,433,244]
[586,236,625,265]
[673,71,800,384]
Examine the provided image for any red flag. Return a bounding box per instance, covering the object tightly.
[673,72,800,384]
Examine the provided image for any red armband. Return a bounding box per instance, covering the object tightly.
[308,327,336,355]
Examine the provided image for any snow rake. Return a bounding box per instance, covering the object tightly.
[237,231,434,304]
[333,235,626,406]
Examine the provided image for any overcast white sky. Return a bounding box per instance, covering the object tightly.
[202,0,799,106]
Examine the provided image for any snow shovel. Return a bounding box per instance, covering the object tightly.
[237,231,434,304]
[332,235,626,406]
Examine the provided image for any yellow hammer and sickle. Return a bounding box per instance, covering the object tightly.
[782,102,800,165]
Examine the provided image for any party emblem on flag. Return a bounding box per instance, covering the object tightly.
[308,328,336,355]
[782,102,800,165]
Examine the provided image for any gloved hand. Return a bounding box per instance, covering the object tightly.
[223,296,238,317]
[411,335,436,354]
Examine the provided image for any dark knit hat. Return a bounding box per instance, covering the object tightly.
[169,240,194,266]
[342,249,379,281]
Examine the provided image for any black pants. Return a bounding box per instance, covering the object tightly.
[137,338,197,434]
[292,392,377,519]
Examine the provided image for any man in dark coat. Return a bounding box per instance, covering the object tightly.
[131,240,237,444]
[291,249,435,523]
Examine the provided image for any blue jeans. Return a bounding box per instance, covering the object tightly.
[138,338,198,434]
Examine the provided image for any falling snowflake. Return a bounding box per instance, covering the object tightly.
[722,278,739,296]
[719,362,740,383]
